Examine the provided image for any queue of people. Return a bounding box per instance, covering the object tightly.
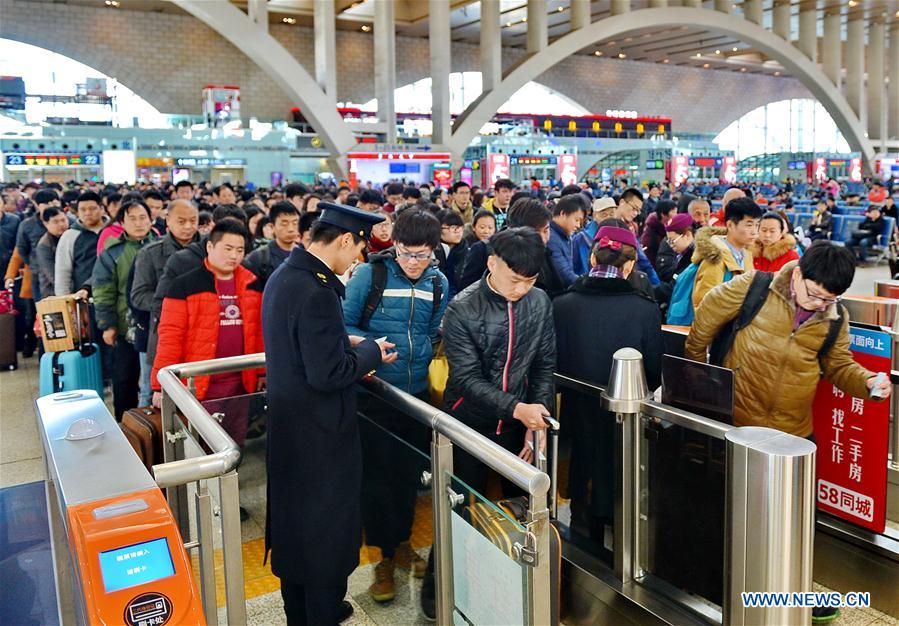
[1,174,895,625]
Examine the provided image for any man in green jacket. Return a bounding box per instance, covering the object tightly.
[91,198,156,419]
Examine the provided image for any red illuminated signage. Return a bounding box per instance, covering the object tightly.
[720,156,737,184]
[487,153,510,184]
[812,325,890,532]
[557,154,578,186]
[347,152,452,161]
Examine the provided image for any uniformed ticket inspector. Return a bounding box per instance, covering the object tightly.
[262,202,397,626]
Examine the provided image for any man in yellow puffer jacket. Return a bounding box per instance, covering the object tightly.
[685,243,891,438]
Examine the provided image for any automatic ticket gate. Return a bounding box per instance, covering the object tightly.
[35,390,204,626]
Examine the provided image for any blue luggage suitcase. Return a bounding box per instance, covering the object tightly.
[39,345,104,397]
[38,297,104,398]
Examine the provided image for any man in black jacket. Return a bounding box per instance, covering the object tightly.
[443,227,555,487]
[242,201,299,289]
[420,228,555,619]
[847,205,887,263]
[457,198,564,297]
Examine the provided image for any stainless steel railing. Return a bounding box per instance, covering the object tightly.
[155,355,256,626]
[156,353,555,626]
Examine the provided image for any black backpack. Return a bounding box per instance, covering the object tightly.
[359,258,443,331]
[708,271,844,369]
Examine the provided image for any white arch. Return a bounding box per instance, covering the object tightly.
[170,0,357,177]
[447,7,873,170]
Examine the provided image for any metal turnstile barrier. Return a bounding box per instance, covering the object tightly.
[554,348,817,626]
[34,390,205,626]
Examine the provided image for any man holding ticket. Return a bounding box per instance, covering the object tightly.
[343,207,449,604]
[686,241,891,440]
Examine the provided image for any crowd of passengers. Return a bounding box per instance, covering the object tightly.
[1,174,895,623]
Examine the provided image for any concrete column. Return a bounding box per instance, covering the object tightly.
[647,0,668,7]
[845,17,865,120]
[890,24,899,139]
[867,21,885,141]
[248,0,267,31]
[681,0,701,8]
[798,5,817,62]
[479,0,502,93]
[714,0,732,14]
[823,11,842,89]
[373,0,396,142]
[773,0,792,41]
[527,0,547,54]
[313,0,336,97]
[743,0,763,25]
[430,0,451,146]
[570,0,592,28]
[611,0,630,15]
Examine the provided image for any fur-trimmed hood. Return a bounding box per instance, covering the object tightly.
[690,226,729,264]
[752,234,797,261]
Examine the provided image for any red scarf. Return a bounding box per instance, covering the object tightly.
[369,237,393,253]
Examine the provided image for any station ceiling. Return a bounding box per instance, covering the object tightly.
[35,0,899,78]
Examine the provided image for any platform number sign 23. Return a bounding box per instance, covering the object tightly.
[811,325,890,533]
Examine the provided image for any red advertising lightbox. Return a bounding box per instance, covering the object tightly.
[811,325,890,533]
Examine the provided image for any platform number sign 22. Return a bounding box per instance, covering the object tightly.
[811,326,890,533]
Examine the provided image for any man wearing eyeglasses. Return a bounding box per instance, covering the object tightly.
[613,187,644,235]
[685,241,891,441]
[342,208,448,606]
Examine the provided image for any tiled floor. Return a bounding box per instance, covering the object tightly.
[3,264,898,625]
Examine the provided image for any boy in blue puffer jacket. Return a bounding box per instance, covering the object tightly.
[342,207,448,604]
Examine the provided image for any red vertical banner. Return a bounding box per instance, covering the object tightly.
[348,158,358,190]
[671,156,689,186]
[813,157,827,183]
[720,156,737,184]
[811,326,890,533]
[557,154,578,186]
[487,153,510,185]
[849,157,862,182]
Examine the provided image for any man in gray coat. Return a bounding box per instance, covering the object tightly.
[130,199,198,404]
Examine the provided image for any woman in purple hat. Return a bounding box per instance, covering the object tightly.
[552,226,664,553]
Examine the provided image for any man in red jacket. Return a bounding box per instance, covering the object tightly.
[151,219,264,451]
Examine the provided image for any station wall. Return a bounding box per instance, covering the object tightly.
[1,0,812,135]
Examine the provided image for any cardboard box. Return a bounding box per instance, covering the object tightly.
[37,296,87,353]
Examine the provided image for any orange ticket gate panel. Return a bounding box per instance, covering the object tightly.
[35,390,204,626]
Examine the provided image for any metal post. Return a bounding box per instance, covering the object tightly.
[431,430,455,625]
[161,391,190,535]
[601,348,650,583]
[724,427,816,626]
[195,485,218,625]
[527,490,552,625]
[219,471,247,625]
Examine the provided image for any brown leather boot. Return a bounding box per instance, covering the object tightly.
[369,558,395,602]
[394,541,427,579]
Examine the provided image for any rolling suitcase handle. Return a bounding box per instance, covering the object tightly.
[530,415,560,520]
[74,295,96,357]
